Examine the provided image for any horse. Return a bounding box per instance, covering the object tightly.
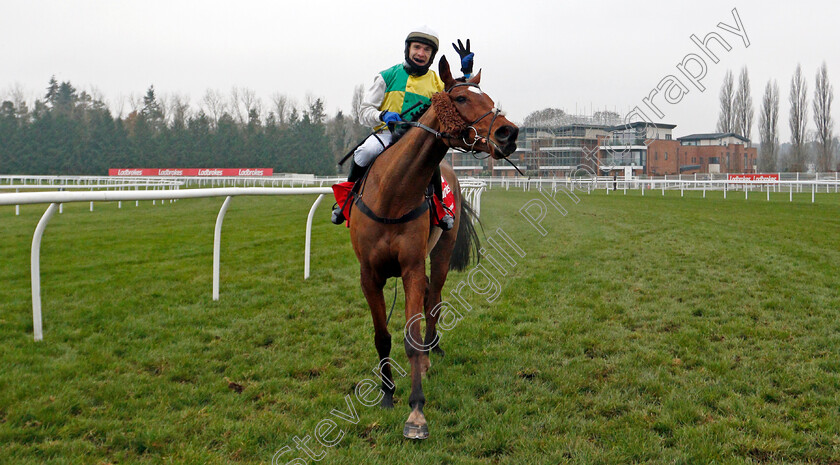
[348,55,518,440]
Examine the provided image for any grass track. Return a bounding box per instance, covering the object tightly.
[1,188,840,464]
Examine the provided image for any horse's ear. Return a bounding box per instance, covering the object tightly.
[468,69,482,85]
[439,55,455,89]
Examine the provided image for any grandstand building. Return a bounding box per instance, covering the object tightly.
[446,120,757,177]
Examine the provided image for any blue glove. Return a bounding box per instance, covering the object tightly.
[380,111,402,125]
[452,39,474,76]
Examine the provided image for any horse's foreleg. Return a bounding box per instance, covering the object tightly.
[360,269,395,408]
[425,227,457,358]
[402,268,430,439]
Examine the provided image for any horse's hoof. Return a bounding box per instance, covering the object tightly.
[432,345,445,358]
[403,422,429,440]
[380,396,394,409]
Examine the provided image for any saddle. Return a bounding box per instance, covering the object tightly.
[331,178,454,228]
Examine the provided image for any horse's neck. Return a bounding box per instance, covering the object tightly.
[367,107,447,215]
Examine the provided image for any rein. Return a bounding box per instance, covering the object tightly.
[401,82,527,176]
[350,145,436,226]
[352,81,523,226]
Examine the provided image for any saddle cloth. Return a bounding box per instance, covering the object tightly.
[331,179,455,228]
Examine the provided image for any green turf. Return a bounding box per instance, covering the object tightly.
[1,187,840,464]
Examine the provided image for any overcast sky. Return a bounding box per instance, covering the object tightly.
[2,0,838,141]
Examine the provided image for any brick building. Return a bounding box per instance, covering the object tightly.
[598,122,678,176]
[676,133,757,174]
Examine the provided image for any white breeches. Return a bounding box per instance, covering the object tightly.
[353,131,393,167]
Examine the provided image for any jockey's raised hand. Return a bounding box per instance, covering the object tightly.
[452,39,474,77]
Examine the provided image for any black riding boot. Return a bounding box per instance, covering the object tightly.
[331,160,368,225]
[433,166,454,231]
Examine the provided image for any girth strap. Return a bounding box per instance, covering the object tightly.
[353,193,430,225]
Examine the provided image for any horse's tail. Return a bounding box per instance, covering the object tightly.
[450,198,482,272]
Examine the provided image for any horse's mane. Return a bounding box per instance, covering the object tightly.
[431,92,467,136]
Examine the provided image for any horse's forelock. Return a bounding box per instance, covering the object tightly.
[431,93,467,136]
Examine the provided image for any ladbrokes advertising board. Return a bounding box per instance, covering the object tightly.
[727,174,779,183]
[109,168,273,177]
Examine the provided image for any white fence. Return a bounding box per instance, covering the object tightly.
[467,175,840,203]
[1,180,486,341]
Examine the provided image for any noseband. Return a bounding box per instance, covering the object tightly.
[401,83,503,155]
[398,82,526,175]
[444,83,505,154]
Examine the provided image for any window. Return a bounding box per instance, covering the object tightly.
[665,152,668,160]
[666,134,672,140]
[655,152,658,161]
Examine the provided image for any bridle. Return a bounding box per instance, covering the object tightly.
[444,82,505,155]
[398,82,526,175]
[350,81,525,226]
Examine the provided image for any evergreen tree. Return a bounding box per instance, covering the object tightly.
[140,85,164,132]
[55,81,78,116]
[45,76,59,108]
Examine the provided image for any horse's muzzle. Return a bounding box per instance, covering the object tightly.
[494,125,519,156]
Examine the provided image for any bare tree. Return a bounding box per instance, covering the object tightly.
[201,89,226,127]
[230,87,260,126]
[716,69,735,133]
[813,61,834,172]
[86,86,108,111]
[733,67,754,141]
[229,87,244,125]
[758,80,779,172]
[167,93,191,129]
[113,94,129,118]
[271,93,292,127]
[127,92,143,114]
[789,64,809,172]
[351,84,365,123]
[7,84,30,121]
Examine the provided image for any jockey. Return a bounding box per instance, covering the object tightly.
[332,26,475,230]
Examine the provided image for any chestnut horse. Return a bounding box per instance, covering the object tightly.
[349,56,518,439]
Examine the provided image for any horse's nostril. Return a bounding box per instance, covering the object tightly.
[494,125,518,143]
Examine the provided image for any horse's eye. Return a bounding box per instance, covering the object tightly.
[454,96,467,103]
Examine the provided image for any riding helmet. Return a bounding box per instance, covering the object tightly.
[404,25,439,75]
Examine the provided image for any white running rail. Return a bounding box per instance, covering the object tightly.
[1,183,486,341]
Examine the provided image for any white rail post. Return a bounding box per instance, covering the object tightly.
[32,203,59,341]
[213,196,233,300]
[304,194,326,279]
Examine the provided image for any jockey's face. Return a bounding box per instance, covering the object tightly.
[408,42,433,67]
